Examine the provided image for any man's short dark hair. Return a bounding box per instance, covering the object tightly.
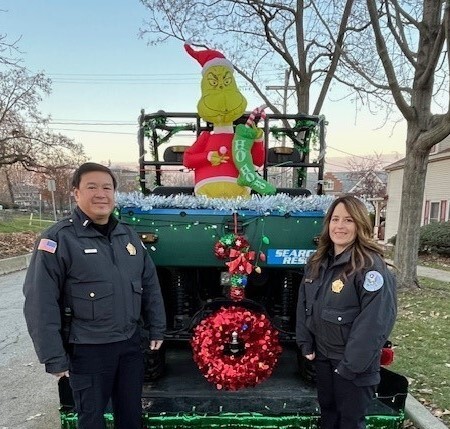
[72,162,117,190]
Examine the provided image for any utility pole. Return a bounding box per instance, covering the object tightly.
[47,179,57,221]
[266,69,298,187]
[266,70,296,145]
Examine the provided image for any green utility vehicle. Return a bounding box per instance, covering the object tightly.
[58,111,407,429]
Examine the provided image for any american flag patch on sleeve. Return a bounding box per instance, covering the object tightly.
[38,238,58,254]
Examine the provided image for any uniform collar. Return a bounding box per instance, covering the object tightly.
[70,207,119,237]
[328,246,353,268]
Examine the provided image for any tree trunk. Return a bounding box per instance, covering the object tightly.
[393,141,429,289]
[5,170,15,205]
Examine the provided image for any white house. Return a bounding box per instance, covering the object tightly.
[384,136,450,242]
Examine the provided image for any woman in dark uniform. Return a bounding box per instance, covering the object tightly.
[296,195,397,429]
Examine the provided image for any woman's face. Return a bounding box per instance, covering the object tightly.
[329,202,357,255]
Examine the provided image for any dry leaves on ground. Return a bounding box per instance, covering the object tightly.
[0,232,39,259]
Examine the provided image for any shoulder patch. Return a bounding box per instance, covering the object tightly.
[363,270,384,292]
[38,238,58,254]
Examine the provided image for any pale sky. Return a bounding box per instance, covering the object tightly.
[2,0,407,170]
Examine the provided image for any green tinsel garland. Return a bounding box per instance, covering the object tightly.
[60,411,404,429]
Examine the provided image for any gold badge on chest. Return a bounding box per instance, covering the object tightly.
[126,242,137,255]
[331,279,344,293]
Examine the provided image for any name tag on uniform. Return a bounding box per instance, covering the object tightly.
[84,249,98,254]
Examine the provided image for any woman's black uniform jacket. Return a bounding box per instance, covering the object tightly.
[23,207,166,374]
[296,248,397,386]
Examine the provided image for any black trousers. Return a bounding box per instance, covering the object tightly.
[315,357,376,429]
[69,330,144,429]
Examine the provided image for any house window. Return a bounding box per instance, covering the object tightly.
[429,202,440,223]
[323,180,334,191]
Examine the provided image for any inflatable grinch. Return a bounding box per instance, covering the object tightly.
[183,44,275,198]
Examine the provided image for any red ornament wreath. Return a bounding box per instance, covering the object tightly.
[191,306,282,390]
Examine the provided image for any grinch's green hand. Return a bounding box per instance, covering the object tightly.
[208,150,229,166]
[252,124,263,140]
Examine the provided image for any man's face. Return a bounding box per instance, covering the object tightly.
[73,171,115,224]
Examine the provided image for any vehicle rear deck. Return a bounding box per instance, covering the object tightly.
[59,342,407,428]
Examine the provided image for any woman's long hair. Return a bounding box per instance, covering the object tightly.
[308,195,385,279]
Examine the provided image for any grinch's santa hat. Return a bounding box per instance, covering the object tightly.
[184,43,234,75]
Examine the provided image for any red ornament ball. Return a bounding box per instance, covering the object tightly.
[233,235,249,250]
[229,286,244,301]
[214,241,230,259]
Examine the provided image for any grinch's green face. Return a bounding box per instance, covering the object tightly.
[197,65,247,126]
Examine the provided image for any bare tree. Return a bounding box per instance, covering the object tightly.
[139,0,355,115]
[333,1,449,288]
[39,148,88,213]
[346,154,387,202]
[0,9,21,67]
[0,68,84,171]
[0,164,26,205]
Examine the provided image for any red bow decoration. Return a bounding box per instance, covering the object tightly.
[226,248,256,274]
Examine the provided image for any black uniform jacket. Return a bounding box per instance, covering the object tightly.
[23,207,166,374]
[296,248,397,385]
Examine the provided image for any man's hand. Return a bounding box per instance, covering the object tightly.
[52,370,69,379]
[150,340,163,351]
[304,352,316,361]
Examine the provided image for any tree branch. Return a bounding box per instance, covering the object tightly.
[366,0,414,120]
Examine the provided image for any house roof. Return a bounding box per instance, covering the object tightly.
[384,136,450,172]
[385,144,450,171]
[325,171,387,193]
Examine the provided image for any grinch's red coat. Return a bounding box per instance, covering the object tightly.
[183,130,264,195]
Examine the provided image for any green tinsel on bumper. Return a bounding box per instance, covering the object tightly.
[142,413,319,428]
[60,411,404,429]
[60,412,114,429]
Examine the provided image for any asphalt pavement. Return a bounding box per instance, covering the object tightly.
[0,270,60,429]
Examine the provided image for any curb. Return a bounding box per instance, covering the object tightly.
[0,253,32,276]
[405,394,449,429]
[1,256,448,429]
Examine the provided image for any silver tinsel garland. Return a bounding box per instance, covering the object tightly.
[116,192,335,214]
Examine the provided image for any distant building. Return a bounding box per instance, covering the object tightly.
[322,171,387,197]
[111,167,140,193]
[14,184,41,209]
[384,136,450,242]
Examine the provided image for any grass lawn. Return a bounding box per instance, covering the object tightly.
[390,277,450,426]
[0,213,54,233]
[419,257,450,272]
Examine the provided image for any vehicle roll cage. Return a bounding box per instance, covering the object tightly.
[137,110,326,195]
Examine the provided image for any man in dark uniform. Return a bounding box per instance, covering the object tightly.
[23,162,166,429]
